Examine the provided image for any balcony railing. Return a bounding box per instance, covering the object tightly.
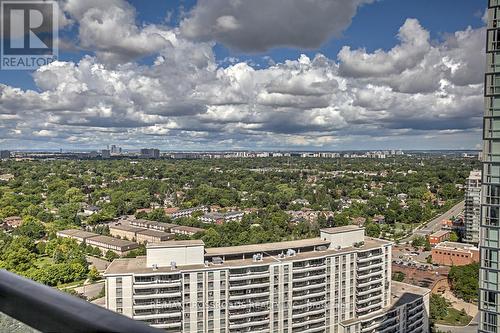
[0,269,163,333]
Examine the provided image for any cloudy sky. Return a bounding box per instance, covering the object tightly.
[0,0,487,151]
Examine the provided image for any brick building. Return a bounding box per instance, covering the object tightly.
[431,241,479,266]
[428,230,451,245]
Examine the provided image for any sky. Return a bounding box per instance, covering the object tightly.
[0,0,488,151]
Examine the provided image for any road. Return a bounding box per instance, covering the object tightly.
[74,281,105,300]
[400,200,465,243]
[435,312,479,333]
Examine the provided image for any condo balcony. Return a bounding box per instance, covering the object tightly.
[291,307,325,319]
[292,289,326,301]
[228,317,270,330]
[230,281,269,291]
[292,263,326,274]
[292,321,325,333]
[357,250,383,262]
[229,271,270,281]
[357,303,383,317]
[133,311,182,320]
[293,280,326,292]
[133,280,182,288]
[357,260,383,272]
[292,298,326,310]
[357,283,383,296]
[357,275,383,288]
[357,292,383,305]
[229,309,270,320]
[293,271,327,282]
[229,287,270,300]
[0,269,163,333]
[133,291,182,299]
[291,315,325,329]
[357,268,383,279]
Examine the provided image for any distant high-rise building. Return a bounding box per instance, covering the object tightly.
[101,150,111,159]
[464,170,481,244]
[0,150,11,159]
[140,148,160,159]
[480,3,500,332]
[103,226,430,333]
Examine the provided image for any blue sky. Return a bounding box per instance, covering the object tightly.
[0,0,488,150]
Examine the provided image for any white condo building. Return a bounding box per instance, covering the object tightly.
[104,226,429,333]
[465,170,482,244]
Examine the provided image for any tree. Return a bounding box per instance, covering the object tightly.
[392,271,405,282]
[365,223,381,238]
[105,250,119,261]
[430,294,449,320]
[14,216,46,240]
[448,262,479,302]
[87,266,101,282]
[449,231,459,242]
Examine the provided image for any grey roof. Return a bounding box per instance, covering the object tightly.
[321,225,364,234]
[86,235,139,250]
[57,229,99,239]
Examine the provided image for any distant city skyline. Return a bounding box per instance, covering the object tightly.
[0,0,487,150]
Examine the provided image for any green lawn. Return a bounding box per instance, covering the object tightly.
[436,308,472,326]
[34,256,53,268]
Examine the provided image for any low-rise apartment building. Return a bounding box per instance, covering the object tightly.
[104,225,430,333]
[136,229,173,243]
[56,229,100,243]
[431,241,479,266]
[199,211,245,224]
[170,206,208,219]
[169,225,204,236]
[57,229,139,256]
[109,223,173,244]
[86,235,139,256]
[109,224,144,241]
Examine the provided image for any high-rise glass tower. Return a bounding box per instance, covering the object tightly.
[481,2,500,332]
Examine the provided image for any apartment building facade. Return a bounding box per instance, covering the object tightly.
[481,2,500,332]
[465,170,482,244]
[104,226,429,333]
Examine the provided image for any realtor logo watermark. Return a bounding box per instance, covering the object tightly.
[1,0,58,70]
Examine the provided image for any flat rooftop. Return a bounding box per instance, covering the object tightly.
[391,281,430,307]
[205,238,330,257]
[147,240,204,248]
[136,229,172,237]
[87,235,139,249]
[430,230,450,237]
[321,225,364,234]
[170,225,204,232]
[109,223,143,232]
[57,229,98,239]
[435,241,478,251]
[105,237,390,275]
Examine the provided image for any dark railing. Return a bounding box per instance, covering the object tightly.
[0,269,164,333]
